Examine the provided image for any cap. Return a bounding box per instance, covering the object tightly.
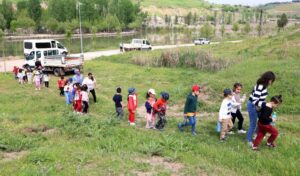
[148,88,156,95]
[223,88,232,95]
[192,85,200,92]
[128,87,136,94]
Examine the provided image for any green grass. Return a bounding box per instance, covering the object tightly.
[0,26,300,175]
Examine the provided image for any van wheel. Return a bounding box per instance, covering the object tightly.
[59,68,65,76]
[53,68,60,76]
[62,52,68,56]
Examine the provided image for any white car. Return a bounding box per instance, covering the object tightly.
[194,38,210,45]
[120,39,152,52]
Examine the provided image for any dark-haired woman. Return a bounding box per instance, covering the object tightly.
[82,73,97,103]
[247,71,276,146]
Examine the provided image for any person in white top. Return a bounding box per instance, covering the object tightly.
[26,69,33,84]
[82,73,97,103]
[43,72,50,88]
[219,88,234,142]
[81,84,89,114]
[17,69,24,84]
[231,83,247,134]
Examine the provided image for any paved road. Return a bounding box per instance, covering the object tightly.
[0,40,242,73]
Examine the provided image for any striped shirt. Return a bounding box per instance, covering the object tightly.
[249,84,268,107]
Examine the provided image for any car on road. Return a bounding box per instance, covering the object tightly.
[194,38,210,45]
[120,39,152,52]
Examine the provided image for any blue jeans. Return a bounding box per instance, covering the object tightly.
[247,101,258,142]
[65,91,72,105]
[180,116,196,133]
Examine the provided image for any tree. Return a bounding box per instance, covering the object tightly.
[45,18,59,33]
[200,23,214,39]
[27,0,42,26]
[277,13,288,31]
[174,15,178,24]
[232,23,239,32]
[0,0,14,29]
[0,13,6,30]
[220,25,225,37]
[185,12,193,25]
[48,0,76,22]
[10,17,35,32]
[243,22,251,34]
[17,0,28,11]
[164,14,169,25]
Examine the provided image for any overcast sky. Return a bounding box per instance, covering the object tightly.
[207,0,292,6]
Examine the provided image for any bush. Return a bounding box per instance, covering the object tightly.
[133,48,233,72]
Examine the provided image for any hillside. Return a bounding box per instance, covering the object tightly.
[0,25,300,175]
[264,2,300,17]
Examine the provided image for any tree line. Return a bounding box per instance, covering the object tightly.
[0,0,147,34]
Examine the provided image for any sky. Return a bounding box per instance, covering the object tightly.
[207,0,292,6]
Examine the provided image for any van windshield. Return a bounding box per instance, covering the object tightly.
[24,42,33,49]
[25,51,35,60]
[36,42,51,49]
[57,43,65,49]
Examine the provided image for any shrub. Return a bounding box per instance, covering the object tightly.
[133,48,233,72]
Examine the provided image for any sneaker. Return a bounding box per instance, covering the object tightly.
[178,124,184,132]
[252,144,259,151]
[227,131,235,135]
[266,143,276,148]
[247,141,253,148]
[220,138,226,142]
[192,131,197,136]
[237,129,247,134]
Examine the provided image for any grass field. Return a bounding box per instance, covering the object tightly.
[0,26,300,175]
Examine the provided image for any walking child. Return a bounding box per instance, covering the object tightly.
[33,69,41,90]
[113,87,124,119]
[17,69,24,84]
[219,88,234,142]
[58,76,66,96]
[231,83,247,134]
[127,88,138,126]
[81,84,89,114]
[153,92,169,130]
[26,69,33,84]
[73,83,82,113]
[43,72,50,88]
[145,89,157,129]
[178,85,200,135]
[252,95,282,150]
[64,78,73,105]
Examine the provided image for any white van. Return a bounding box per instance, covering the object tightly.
[23,39,68,56]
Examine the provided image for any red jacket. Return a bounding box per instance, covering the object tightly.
[153,98,167,113]
[57,79,66,88]
[127,94,138,112]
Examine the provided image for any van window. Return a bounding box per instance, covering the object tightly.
[146,40,150,45]
[24,42,33,49]
[48,50,53,56]
[36,51,42,59]
[44,51,48,56]
[26,51,35,60]
[51,41,56,48]
[57,43,65,49]
[36,42,51,49]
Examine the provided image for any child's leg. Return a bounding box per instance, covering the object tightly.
[253,122,267,147]
[236,110,244,130]
[128,111,135,123]
[65,92,70,105]
[220,119,228,139]
[145,114,151,128]
[78,100,82,112]
[82,101,88,113]
[227,118,234,132]
[265,125,279,144]
[191,116,196,133]
[247,101,258,142]
[231,113,237,126]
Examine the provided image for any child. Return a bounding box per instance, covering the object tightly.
[43,72,50,88]
[113,87,124,119]
[231,83,247,134]
[17,69,24,84]
[33,69,42,90]
[252,95,282,150]
[127,87,138,126]
[145,89,157,129]
[81,84,89,114]
[13,66,19,80]
[26,69,33,84]
[219,88,234,142]
[58,76,66,96]
[178,85,200,135]
[153,92,169,130]
[73,83,82,113]
[64,78,73,105]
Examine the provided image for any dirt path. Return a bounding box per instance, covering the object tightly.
[0,40,242,73]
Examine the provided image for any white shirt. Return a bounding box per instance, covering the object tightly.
[64,84,73,92]
[82,77,96,91]
[219,98,233,121]
[43,75,50,82]
[81,91,89,102]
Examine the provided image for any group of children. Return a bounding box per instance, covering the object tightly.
[112,87,169,130]
[13,66,50,90]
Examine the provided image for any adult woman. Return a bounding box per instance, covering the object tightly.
[247,71,276,146]
[82,72,97,103]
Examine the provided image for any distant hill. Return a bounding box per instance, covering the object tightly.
[262,2,300,18]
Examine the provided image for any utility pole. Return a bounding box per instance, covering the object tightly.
[258,9,263,37]
[78,1,84,60]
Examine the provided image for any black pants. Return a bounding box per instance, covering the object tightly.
[231,109,244,130]
[59,87,64,96]
[45,81,49,88]
[82,101,89,113]
[90,89,97,103]
[155,113,167,130]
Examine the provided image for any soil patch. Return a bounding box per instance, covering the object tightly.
[23,125,56,135]
[2,151,28,162]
